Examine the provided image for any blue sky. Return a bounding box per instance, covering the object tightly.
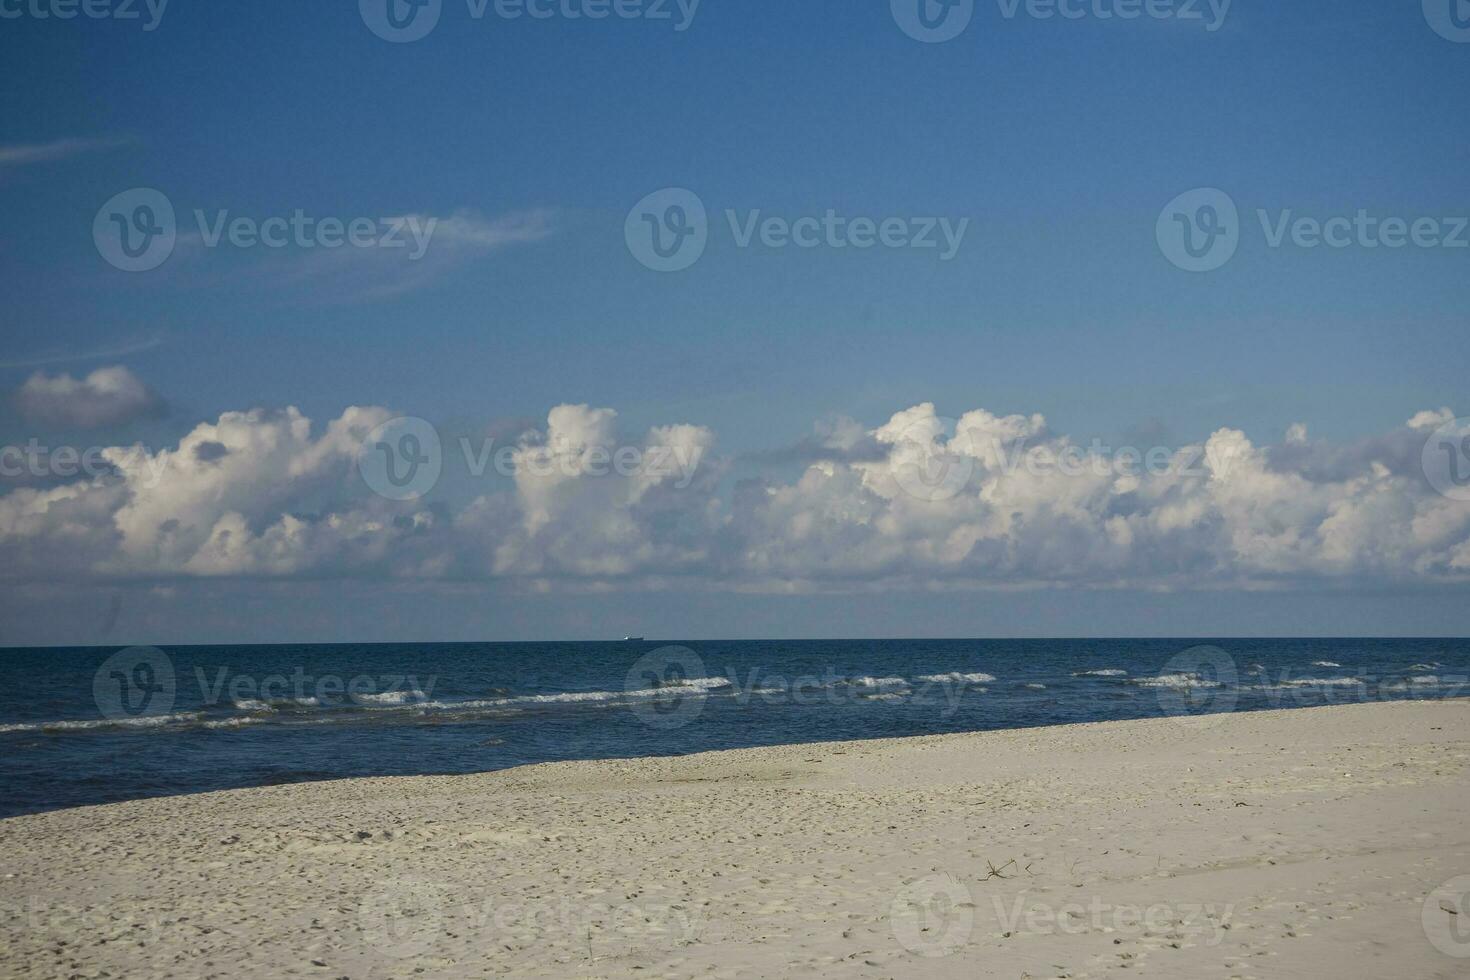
[1,1,1468,643]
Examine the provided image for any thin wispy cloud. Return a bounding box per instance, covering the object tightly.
[0,331,165,369]
[169,208,557,304]
[0,136,132,172]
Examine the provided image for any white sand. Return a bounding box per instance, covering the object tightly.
[2,699,1468,978]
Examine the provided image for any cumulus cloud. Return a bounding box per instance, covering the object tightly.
[13,366,166,429]
[1,400,1467,591]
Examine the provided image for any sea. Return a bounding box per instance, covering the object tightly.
[0,638,1465,818]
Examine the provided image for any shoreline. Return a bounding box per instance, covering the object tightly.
[2,699,1468,977]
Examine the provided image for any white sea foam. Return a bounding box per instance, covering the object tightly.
[1311,661,1342,668]
[1407,663,1441,671]
[848,676,910,689]
[1074,669,1127,677]
[232,699,275,713]
[354,688,429,706]
[1130,673,1221,689]
[1024,683,1047,690]
[0,712,204,734]
[1278,677,1363,688]
[1409,675,1441,685]
[202,716,268,729]
[657,677,734,692]
[914,672,996,685]
[400,678,735,714]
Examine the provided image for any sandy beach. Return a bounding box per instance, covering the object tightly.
[2,698,1467,978]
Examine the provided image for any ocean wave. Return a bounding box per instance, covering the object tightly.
[1130,673,1221,689]
[232,698,275,712]
[846,676,910,689]
[1277,677,1364,688]
[914,672,996,685]
[1311,660,1342,668]
[399,678,736,713]
[0,712,205,734]
[353,688,430,706]
[657,677,732,690]
[4,680,745,735]
[1023,683,1047,690]
[1407,663,1441,671]
[231,696,320,712]
[202,716,268,730]
[1073,669,1127,677]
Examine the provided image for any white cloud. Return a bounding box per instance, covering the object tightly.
[13,366,165,429]
[1,400,1467,592]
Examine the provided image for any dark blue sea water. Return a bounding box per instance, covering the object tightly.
[0,638,1466,819]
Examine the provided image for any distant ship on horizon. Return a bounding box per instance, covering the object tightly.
[621,635,645,642]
